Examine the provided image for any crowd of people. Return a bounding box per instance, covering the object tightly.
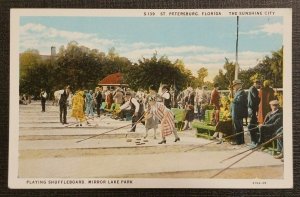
[45,84,180,144]
[24,78,283,159]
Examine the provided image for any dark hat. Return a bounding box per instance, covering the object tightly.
[161,84,170,90]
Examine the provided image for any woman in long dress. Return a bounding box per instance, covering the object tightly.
[147,96,180,144]
[71,90,89,126]
[258,80,275,124]
[183,89,195,130]
[143,86,159,139]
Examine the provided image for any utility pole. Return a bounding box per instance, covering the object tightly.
[234,16,239,80]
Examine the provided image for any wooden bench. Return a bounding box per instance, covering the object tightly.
[101,102,121,117]
[261,136,280,156]
[192,110,217,139]
[100,102,107,111]
[259,126,283,155]
[270,140,279,155]
[171,108,186,131]
[105,103,121,113]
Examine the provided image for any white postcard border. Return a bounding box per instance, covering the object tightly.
[9,8,293,189]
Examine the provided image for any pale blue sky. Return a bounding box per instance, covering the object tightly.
[20,16,283,80]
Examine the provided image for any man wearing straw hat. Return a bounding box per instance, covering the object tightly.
[231,79,248,145]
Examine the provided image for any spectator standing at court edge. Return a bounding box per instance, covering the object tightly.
[211,83,222,140]
[95,87,102,118]
[210,83,220,124]
[113,87,124,105]
[59,86,70,124]
[85,90,94,118]
[195,85,209,120]
[258,80,275,124]
[231,79,248,145]
[183,88,195,130]
[247,80,261,146]
[40,89,47,112]
[105,89,113,109]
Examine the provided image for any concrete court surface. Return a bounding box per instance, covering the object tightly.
[18,101,284,179]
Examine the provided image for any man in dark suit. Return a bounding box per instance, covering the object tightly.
[40,89,47,112]
[247,80,261,146]
[95,87,102,118]
[231,79,248,145]
[59,86,70,124]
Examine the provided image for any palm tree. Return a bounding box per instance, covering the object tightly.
[270,47,283,88]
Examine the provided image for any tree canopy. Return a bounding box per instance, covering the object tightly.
[19,42,283,98]
[20,42,133,97]
[213,47,283,89]
[213,58,235,90]
[123,54,193,91]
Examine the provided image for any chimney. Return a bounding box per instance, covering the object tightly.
[51,46,56,56]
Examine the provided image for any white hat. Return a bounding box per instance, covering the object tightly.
[232,79,243,87]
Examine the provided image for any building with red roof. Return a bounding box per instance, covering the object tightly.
[98,72,128,87]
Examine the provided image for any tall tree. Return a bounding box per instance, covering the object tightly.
[249,47,283,88]
[54,41,132,91]
[20,59,57,98]
[213,58,235,90]
[224,47,283,89]
[19,49,42,79]
[239,68,256,89]
[270,47,283,88]
[196,67,208,87]
[123,55,191,91]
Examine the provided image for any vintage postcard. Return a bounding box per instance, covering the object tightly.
[9,8,292,188]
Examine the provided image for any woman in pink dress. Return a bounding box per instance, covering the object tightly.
[147,96,180,144]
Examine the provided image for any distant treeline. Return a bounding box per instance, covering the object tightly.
[20,41,283,97]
